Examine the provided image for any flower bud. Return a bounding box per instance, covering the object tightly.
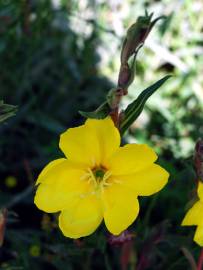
[119,13,164,90]
[118,63,132,88]
[120,12,162,65]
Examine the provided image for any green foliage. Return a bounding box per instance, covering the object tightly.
[120,75,171,135]
[0,101,17,123]
[79,102,110,119]
[0,1,113,268]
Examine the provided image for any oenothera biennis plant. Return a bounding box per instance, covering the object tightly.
[34,12,171,238]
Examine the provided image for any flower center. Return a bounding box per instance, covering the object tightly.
[93,168,105,181]
[81,166,112,191]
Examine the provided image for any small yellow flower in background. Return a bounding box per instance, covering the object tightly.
[182,181,203,246]
[5,176,17,188]
[29,244,41,257]
[34,117,169,238]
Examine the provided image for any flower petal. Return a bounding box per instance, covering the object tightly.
[59,124,99,166]
[36,158,66,185]
[59,194,103,238]
[85,117,120,165]
[102,184,139,235]
[182,201,203,226]
[59,117,120,167]
[198,181,203,201]
[116,164,169,196]
[34,160,92,213]
[107,144,157,175]
[194,225,203,246]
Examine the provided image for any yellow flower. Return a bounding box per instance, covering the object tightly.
[34,117,169,238]
[29,244,41,257]
[182,181,203,246]
[5,176,17,188]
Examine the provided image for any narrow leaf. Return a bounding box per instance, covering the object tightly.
[120,75,171,135]
[0,100,17,123]
[79,102,110,119]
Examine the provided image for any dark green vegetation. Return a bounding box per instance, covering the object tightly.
[0,1,203,269]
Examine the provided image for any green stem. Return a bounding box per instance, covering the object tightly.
[104,253,112,270]
[143,195,158,226]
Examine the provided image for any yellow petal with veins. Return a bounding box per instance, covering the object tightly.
[116,164,169,196]
[59,117,120,167]
[182,201,203,226]
[36,158,67,185]
[34,160,92,213]
[194,225,203,246]
[107,144,157,175]
[59,194,103,238]
[102,183,139,235]
[198,181,203,201]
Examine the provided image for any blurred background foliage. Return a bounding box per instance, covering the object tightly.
[0,0,203,269]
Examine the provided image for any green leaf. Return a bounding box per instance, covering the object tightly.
[0,100,17,123]
[79,102,110,119]
[120,75,172,135]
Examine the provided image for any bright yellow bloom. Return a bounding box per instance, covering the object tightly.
[34,117,169,238]
[182,181,203,246]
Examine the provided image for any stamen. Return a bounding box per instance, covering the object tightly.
[88,168,97,187]
[80,173,90,181]
[103,182,112,187]
[103,171,112,182]
[91,157,96,167]
[113,179,122,184]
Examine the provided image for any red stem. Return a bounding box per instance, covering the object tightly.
[197,248,203,270]
[110,108,119,127]
[109,88,128,127]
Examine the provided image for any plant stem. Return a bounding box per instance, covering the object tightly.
[181,247,197,270]
[197,248,203,270]
[109,88,127,126]
[110,107,120,127]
